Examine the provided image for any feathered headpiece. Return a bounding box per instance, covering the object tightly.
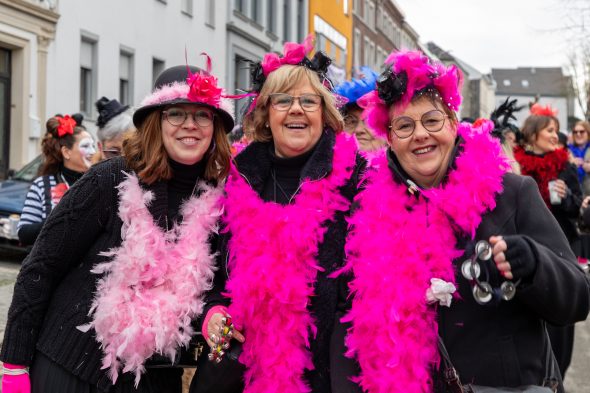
[357,50,463,138]
[249,34,333,93]
[530,103,558,117]
[489,97,524,142]
[334,67,379,108]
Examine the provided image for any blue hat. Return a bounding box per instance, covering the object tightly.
[334,67,379,107]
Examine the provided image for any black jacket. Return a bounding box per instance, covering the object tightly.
[552,162,582,244]
[204,130,366,392]
[0,157,210,391]
[436,172,589,389]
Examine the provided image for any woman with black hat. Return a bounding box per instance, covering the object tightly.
[94,96,135,160]
[191,36,365,393]
[0,59,233,393]
[17,114,95,246]
[335,50,589,392]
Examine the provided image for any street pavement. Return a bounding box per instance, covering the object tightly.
[0,253,588,392]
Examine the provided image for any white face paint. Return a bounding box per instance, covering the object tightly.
[78,137,97,167]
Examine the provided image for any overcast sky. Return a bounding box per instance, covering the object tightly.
[394,0,575,73]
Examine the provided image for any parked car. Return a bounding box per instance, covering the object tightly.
[0,155,42,253]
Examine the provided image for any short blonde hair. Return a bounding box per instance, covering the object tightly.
[244,65,344,142]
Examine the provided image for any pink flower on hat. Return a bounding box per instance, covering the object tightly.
[186,71,222,108]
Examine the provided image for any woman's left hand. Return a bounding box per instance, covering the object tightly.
[489,235,537,280]
[553,179,568,199]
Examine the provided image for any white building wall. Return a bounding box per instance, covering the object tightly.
[44,0,228,145]
[495,94,568,131]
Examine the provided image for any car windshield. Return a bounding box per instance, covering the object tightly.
[12,156,42,182]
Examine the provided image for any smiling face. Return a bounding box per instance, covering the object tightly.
[344,107,386,152]
[267,78,324,158]
[387,97,457,189]
[161,104,215,165]
[62,131,96,172]
[573,124,589,147]
[531,119,559,154]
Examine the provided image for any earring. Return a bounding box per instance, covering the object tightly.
[265,123,269,128]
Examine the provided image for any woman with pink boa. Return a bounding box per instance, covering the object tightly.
[334,50,590,393]
[0,59,234,392]
[191,36,366,393]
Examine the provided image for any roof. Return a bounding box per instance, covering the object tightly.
[491,67,571,97]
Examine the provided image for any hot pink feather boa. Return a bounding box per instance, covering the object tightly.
[223,132,358,393]
[344,123,510,392]
[78,173,223,385]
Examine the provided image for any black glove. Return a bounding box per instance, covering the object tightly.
[503,235,537,280]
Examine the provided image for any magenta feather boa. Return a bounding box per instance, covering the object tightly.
[79,173,223,385]
[344,123,510,392]
[223,132,358,393]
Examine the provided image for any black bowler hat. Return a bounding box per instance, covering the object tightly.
[95,97,130,128]
[132,65,234,133]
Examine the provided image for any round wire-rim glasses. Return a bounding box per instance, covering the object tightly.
[162,108,215,127]
[389,109,449,139]
[268,93,323,112]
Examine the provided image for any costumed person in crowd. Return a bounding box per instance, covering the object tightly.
[17,115,95,246]
[95,96,136,160]
[334,67,386,157]
[488,97,524,174]
[514,104,584,381]
[191,36,366,393]
[570,120,590,195]
[0,59,234,393]
[335,50,589,393]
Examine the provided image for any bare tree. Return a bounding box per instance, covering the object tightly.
[561,0,590,119]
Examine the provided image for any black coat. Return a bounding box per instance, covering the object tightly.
[0,157,207,391]
[438,172,590,389]
[201,130,366,393]
[551,162,582,244]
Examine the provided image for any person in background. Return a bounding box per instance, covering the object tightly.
[95,96,135,160]
[488,97,524,174]
[0,60,233,393]
[334,67,386,155]
[568,120,590,187]
[336,50,588,392]
[514,103,583,381]
[17,115,95,246]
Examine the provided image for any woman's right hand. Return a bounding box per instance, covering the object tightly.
[582,196,590,210]
[1,364,31,393]
[205,312,245,348]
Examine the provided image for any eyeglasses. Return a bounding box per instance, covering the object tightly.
[162,108,215,127]
[343,114,361,130]
[268,93,322,112]
[573,129,587,135]
[102,148,121,159]
[389,110,448,139]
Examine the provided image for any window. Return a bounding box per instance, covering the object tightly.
[267,0,275,33]
[367,1,375,29]
[297,0,305,42]
[234,55,251,124]
[119,51,133,106]
[252,0,262,24]
[353,0,361,16]
[363,37,370,66]
[521,80,529,88]
[343,0,348,15]
[353,28,361,68]
[503,79,511,86]
[235,0,246,13]
[181,0,193,16]
[152,58,165,86]
[283,0,290,42]
[368,41,375,67]
[80,38,96,116]
[205,0,215,27]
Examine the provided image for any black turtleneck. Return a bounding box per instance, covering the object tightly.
[61,165,84,186]
[262,144,316,205]
[167,158,206,224]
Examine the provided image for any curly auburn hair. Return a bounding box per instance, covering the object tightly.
[39,117,86,176]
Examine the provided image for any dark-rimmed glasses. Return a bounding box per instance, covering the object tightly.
[162,108,215,127]
[102,148,121,159]
[343,114,361,130]
[389,110,448,139]
[268,93,322,112]
[573,129,587,135]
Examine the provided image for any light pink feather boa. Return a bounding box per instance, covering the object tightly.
[78,173,223,385]
[344,123,510,392]
[223,132,358,393]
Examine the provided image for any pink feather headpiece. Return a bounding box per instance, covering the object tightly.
[357,49,463,138]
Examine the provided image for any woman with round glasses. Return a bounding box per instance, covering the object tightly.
[335,50,589,392]
[1,62,233,393]
[191,37,365,393]
[569,120,590,195]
